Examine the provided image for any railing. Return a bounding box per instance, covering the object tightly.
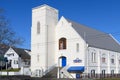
[44,64,57,75]
[60,65,74,78]
[80,73,120,79]
[31,68,43,77]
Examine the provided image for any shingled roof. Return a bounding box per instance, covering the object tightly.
[67,19,120,53]
[0,44,30,59]
[12,47,30,59]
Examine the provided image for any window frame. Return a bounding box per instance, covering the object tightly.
[119,60,120,64]
[111,70,114,76]
[37,21,40,34]
[91,70,95,77]
[102,70,106,78]
[102,57,106,63]
[76,43,79,52]
[91,52,96,62]
[37,54,40,62]
[111,58,114,64]
[59,38,67,50]
[14,60,18,64]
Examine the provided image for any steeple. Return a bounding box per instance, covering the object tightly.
[31,4,58,77]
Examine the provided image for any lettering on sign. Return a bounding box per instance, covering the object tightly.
[73,58,82,63]
[7,53,14,56]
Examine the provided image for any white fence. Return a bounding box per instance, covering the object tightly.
[0,67,31,76]
[0,72,20,75]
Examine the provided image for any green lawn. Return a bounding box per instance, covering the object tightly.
[0,68,20,72]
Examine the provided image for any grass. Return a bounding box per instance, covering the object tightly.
[0,68,20,72]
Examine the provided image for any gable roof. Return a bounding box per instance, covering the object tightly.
[12,47,30,60]
[66,19,120,52]
[0,44,30,59]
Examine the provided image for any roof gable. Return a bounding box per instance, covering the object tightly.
[56,16,70,27]
[0,44,30,59]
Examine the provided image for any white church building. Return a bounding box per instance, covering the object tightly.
[31,4,120,78]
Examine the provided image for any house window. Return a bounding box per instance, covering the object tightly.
[8,60,12,67]
[91,70,95,77]
[92,52,96,62]
[111,70,114,76]
[119,70,120,74]
[25,61,30,65]
[59,38,67,50]
[118,60,120,64]
[37,54,40,62]
[76,43,79,52]
[111,59,114,64]
[102,70,105,78]
[102,57,106,63]
[37,21,40,34]
[14,60,18,64]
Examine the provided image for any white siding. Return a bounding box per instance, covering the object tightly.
[55,17,86,67]
[86,47,120,74]
[4,47,20,69]
[31,5,58,74]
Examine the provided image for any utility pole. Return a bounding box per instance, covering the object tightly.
[4,57,8,76]
[57,58,60,79]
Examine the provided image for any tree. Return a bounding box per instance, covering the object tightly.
[0,8,24,47]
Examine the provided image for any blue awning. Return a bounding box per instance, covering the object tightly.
[67,66,85,73]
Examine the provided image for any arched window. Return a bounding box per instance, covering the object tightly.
[111,58,114,64]
[37,54,40,62]
[102,57,106,63]
[91,70,95,77]
[37,21,40,34]
[111,55,115,64]
[119,60,120,64]
[91,52,96,62]
[76,43,79,52]
[118,70,120,74]
[59,38,67,50]
[102,70,105,78]
[111,70,114,76]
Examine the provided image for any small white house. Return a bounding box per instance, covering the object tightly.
[4,47,30,69]
[31,4,120,79]
[0,44,31,75]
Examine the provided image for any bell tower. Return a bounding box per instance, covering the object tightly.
[31,4,58,77]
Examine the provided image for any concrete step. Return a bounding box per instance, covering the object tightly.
[42,67,58,78]
[42,67,62,78]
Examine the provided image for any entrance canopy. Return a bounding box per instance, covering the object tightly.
[67,66,85,73]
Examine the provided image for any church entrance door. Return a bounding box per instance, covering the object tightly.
[62,57,66,67]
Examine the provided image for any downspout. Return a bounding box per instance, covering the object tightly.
[83,32,89,76]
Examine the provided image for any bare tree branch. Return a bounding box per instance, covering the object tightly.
[0,8,24,47]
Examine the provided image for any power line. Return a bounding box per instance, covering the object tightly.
[23,31,120,47]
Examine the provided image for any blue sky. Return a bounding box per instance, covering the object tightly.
[0,0,120,49]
